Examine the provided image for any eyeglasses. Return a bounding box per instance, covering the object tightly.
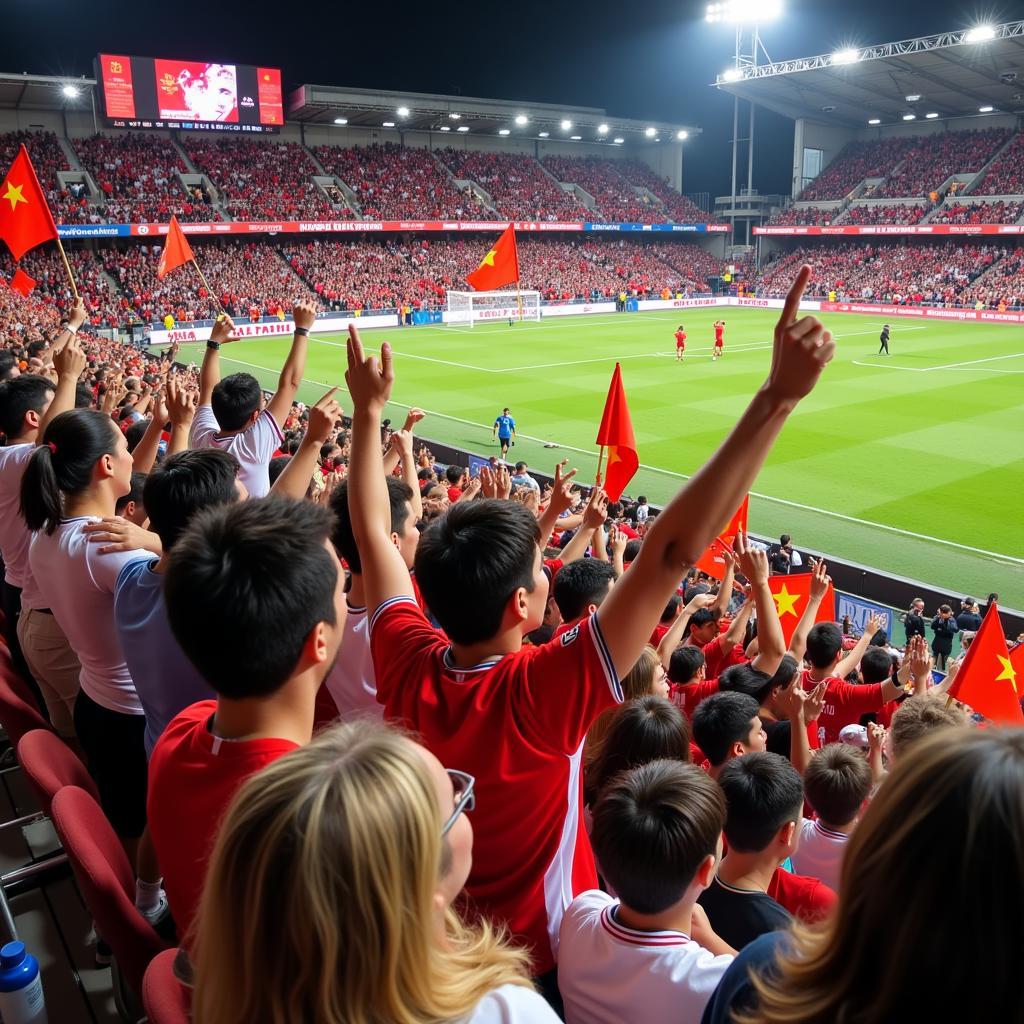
[442,769,475,837]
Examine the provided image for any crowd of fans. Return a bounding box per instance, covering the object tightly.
[972,131,1024,196]
[0,271,1017,1024]
[756,241,1007,306]
[840,202,929,225]
[876,127,1010,199]
[312,142,478,220]
[965,246,1024,309]
[0,130,73,216]
[768,204,842,226]
[179,138,336,221]
[798,137,916,202]
[540,155,663,222]
[930,199,1024,225]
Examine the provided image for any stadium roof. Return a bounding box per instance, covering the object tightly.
[713,20,1024,130]
[0,72,93,111]
[288,84,699,144]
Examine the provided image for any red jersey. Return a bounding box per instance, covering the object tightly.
[768,867,837,924]
[702,637,747,680]
[370,597,621,975]
[674,330,687,348]
[649,622,672,647]
[714,324,724,343]
[147,701,299,943]
[671,677,720,718]
[800,670,885,745]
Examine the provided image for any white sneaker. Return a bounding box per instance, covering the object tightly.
[139,890,170,926]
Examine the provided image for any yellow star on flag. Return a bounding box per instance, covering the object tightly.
[3,182,26,211]
[772,584,801,618]
[996,655,1018,693]
[479,248,497,268]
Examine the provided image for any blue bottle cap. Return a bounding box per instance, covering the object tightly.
[0,942,25,969]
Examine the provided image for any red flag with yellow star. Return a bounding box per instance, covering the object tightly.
[0,145,58,262]
[946,603,1022,725]
[596,362,638,503]
[694,497,748,579]
[767,572,836,647]
[157,215,196,279]
[466,224,519,291]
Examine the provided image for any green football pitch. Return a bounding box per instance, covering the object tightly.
[167,307,1024,608]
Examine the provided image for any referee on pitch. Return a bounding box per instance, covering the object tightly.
[879,323,891,355]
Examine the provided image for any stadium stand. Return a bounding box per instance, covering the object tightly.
[540,155,664,221]
[841,202,929,225]
[615,158,709,222]
[0,129,73,217]
[929,199,1024,225]
[797,137,916,202]
[768,205,842,226]
[972,131,1024,196]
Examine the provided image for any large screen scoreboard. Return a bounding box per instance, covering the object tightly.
[97,54,283,133]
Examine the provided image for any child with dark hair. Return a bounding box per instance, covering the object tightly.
[559,760,734,1023]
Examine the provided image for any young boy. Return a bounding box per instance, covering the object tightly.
[558,760,735,1023]
[147,497,345,942]
[675,325,687,362]
[190,301,316,497]
[345,264,833,978]
[697,752,802,949]
[790,743,871,891]
[692,692,767,780]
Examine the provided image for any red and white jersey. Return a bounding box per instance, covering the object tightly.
[323,600,383,720]
[800,670,884,745]
[789,818,849,893]
[369,597,621,975]
[558,890,733,1024]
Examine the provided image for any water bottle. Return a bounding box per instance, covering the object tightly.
[0,942,47,1024]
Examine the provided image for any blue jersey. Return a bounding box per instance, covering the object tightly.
[495,415,516,438]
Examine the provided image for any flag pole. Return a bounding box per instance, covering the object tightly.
[54,235,79,303]
[595,445,605,486]
[190,259,227,316]
[515,277,523,321]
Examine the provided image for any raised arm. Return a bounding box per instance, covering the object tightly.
[345,326,415,611]
[197,314,239,407]
[130,388,169,474]
[787,560,831,663]
[271,389,342,501]
[266,300,315,428]
[40,334,87,436]
[559,487,608,565]
[166,373,198,456]
[391,428,423,523]
[595,266,834,678]
[657,593,717,668]
[833,613,881,679]
[711,545,737,618]
[48,299,87,359]
[535,460,577,546]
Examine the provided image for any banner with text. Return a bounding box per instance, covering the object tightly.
[754,223,1024,237]
[836,591,895,639]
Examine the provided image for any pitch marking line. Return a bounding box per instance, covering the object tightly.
[218,351,1023,567]
[853,351,1024,373]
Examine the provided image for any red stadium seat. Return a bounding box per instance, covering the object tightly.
[0,653,51,750]
[16,730,98,818]
[142,948,191,1024]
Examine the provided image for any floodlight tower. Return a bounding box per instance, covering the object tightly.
[706,0,780,244]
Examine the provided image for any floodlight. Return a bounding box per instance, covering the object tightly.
[514,114,528,125]
[965,24,995,43]
[570,135,582,140]
[598,123,609,133]
[722,67,743,83]
[560,119,572,130]
[831,48,859,65]
[449,112,461,119]
[498,129,510,136]
[979,105,994,112]
[902,114,916,121]
[62,84,80,98]
[926,112,939,119]
[382,121,395,127]
[645,126,657,137]
[333,117,348,125]
[905,94,921,102]
[457,125,470,132]
[706,0,781,24]
[538,131,550,137]
[613,137,624,144]
[397,106,410,117]
[440,126,451,132]
[677,130,689,140]
[868,118,881,125]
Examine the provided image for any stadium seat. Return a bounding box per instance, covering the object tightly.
[142,948,191,1024]
[50,786,169,1015]
[0,654,51,750]
[16,729,98,818]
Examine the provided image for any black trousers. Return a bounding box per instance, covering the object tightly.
[879,339,889,354]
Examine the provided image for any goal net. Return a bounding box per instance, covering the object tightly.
[446,290,541,327]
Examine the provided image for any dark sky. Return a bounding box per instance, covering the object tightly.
[0,0,1012,200]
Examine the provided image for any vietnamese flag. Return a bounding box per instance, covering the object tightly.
[946,603,1022,725]
[466,224,518,291]
[157,215,195,279]
[694,497,748,579]
[596,363,638,502]
[0,145,59,263]
[767,572,836,648]
[8,268,37,297]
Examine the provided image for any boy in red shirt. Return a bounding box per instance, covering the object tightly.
[675,324,687,362]
[343,263,834,982]
[147,497,346,944]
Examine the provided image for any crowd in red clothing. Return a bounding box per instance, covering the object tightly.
[540,155,664,222]
[930,199,1024,225]
[877,128,1010,199]
[615,158,709,222]
[438,149,588,221]
[798,137,916,202]
[180,138,335,221]
[973,132,1024,196]
[312,142,478,220]
[768,205,841,226]
[841,203,929,225]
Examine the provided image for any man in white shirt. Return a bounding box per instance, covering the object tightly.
[190,301,316,497]
[510,461,540,494]
[559,760,735,1024]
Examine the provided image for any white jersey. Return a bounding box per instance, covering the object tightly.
[463,984,561,1023]
[557,890,733,1024]
[790,818,848,893]
[323,601,384,720]
[0,444,35,589]
[189,405,283,498]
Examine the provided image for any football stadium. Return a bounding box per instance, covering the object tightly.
[0,5,1022,1021]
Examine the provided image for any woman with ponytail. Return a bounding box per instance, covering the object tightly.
[21,408,154,848]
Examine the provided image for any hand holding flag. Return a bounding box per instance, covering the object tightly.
[157,215,196,279]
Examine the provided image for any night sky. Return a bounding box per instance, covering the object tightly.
[0,0,1012,201]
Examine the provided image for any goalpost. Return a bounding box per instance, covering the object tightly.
[445,290,542,327]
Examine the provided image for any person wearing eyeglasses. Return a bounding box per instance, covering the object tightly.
[192,721,560,1024]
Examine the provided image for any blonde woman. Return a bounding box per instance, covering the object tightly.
[193,721,560,1024]
[702,727,1024,1024]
